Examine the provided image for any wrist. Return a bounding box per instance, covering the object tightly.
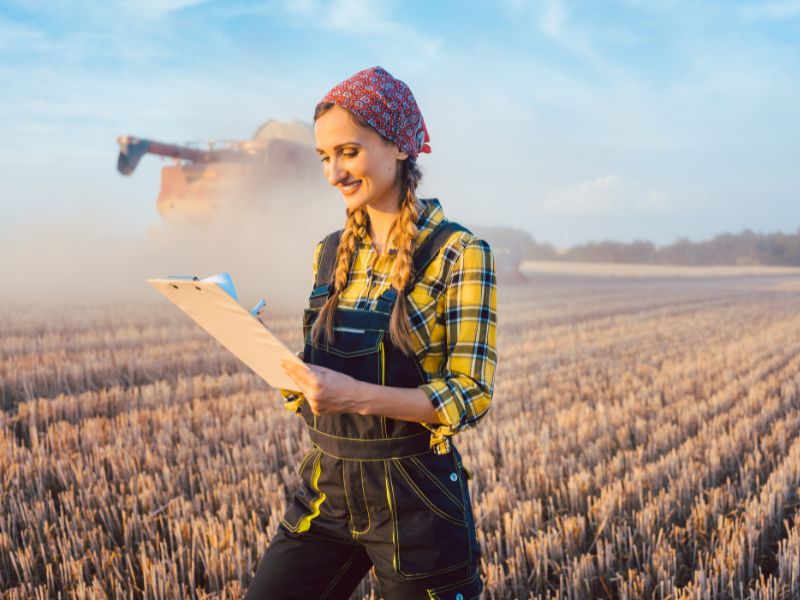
[351,379,373,416]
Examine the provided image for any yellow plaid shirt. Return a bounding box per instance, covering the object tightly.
[281,198,497,453]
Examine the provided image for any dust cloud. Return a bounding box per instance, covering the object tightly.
[0,182,344,311]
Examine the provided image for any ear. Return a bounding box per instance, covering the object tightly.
[395,148,409,161]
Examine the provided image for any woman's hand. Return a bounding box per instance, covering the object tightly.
[281,359,445,425]
[279,359,365,416]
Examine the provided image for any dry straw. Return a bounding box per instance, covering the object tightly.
[2,276,800,598]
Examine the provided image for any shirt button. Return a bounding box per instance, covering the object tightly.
[450,473,458,482]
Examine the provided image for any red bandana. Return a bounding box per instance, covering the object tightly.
[318,66,431,159]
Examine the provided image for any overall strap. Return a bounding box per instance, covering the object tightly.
[309,229,343,308]
[408,220,472,293]
[374,220,472,313]
[309,220,472,311]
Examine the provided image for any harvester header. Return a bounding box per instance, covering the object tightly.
[116,136,250,176]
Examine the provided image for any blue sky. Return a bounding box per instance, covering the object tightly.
[1,0,799,247]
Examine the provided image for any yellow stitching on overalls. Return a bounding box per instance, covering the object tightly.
[384,460,399,572]
[425,567,481,598]
[392,459,467,527]
[309,429,430,442]
[296,450,326,532]
[283,450,326,533]
[380,340,388,438]
[380,339,386,385]
[280,448,319,531]
[342,462,370,538]
[319,545,362,600]
[354,461,371,535]
[342,460,357,535]
[386,459,471,579]
[410,455,466,514]
[315,450,430,462]
[295,447,316,476]
[310,333,383,358]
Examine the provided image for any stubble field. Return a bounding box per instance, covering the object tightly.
[2,272,800,599]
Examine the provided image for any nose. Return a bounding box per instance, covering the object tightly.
[326,156,347,187]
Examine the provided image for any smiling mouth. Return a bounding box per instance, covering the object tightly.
[339,180,362,196]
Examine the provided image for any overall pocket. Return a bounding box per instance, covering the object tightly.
[384,453,471,579]
[426,567,483,600]
[281,448,326,534]
[303,319,385,386]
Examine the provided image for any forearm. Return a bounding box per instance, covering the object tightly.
[354,380,445,426]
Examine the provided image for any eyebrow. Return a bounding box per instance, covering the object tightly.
[315,142,363,154]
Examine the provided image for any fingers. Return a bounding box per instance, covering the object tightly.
[282,357,310,373]
[280,359,317,389]
[283,360,314,375]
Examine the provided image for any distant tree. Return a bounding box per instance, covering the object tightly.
[465,224,800,267]
[564,240,658,263]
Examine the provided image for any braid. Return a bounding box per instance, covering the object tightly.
[311,206,367,346]
[387,159,424,357]
[311,100,424,355]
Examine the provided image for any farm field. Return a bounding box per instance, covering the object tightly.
[2,272,800,599]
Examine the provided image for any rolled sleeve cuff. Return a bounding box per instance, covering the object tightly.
[419,376,492,445]
[419,380,462,436]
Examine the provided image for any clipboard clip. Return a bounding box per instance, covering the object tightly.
[166,272,239,301]
[251,299,266,317]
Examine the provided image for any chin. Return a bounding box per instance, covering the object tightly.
[342,193,371,213]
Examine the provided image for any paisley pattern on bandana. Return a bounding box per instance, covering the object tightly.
[318,66,431,158]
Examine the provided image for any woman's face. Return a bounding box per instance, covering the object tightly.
[314,104,408,213]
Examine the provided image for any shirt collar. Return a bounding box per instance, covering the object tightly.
[358,198,446,254]
[415,198,445,245]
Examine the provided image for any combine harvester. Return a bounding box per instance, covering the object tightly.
[116,120,323,222]
[116,119,525,286]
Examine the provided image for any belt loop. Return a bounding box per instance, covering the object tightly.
[429,434,452,455]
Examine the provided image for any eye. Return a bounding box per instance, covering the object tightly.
[341,149,358,158]
[319,155,330,163]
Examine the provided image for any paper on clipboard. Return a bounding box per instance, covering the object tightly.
[147,274,305,392]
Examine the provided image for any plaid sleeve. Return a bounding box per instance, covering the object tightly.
[419,236,497,441]
[281,241,324,413]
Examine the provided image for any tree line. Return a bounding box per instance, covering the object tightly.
[470,226,800,267]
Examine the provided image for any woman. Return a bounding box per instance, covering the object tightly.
[245,66,497,600]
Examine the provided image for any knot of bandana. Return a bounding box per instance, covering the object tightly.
[317,66,431,158]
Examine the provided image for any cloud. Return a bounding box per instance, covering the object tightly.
[0,18,50,52]
[500,0,528,13]
[537,175,669,217]
[276,0,442,57]
[1,0,798,250]
[527,0,609,69]
[115,0,212,20]
[741,0,800,20]
[540,0,567,39]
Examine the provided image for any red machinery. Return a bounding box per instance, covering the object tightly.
[117,121,320,221]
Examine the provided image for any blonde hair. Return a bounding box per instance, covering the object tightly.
[311,102,424,356]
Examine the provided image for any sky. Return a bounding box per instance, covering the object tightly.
[1,0,799,249]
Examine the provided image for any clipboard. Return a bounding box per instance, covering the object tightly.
[147,274,305,392]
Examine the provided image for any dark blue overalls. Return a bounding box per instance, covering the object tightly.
[245,221,483,600]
